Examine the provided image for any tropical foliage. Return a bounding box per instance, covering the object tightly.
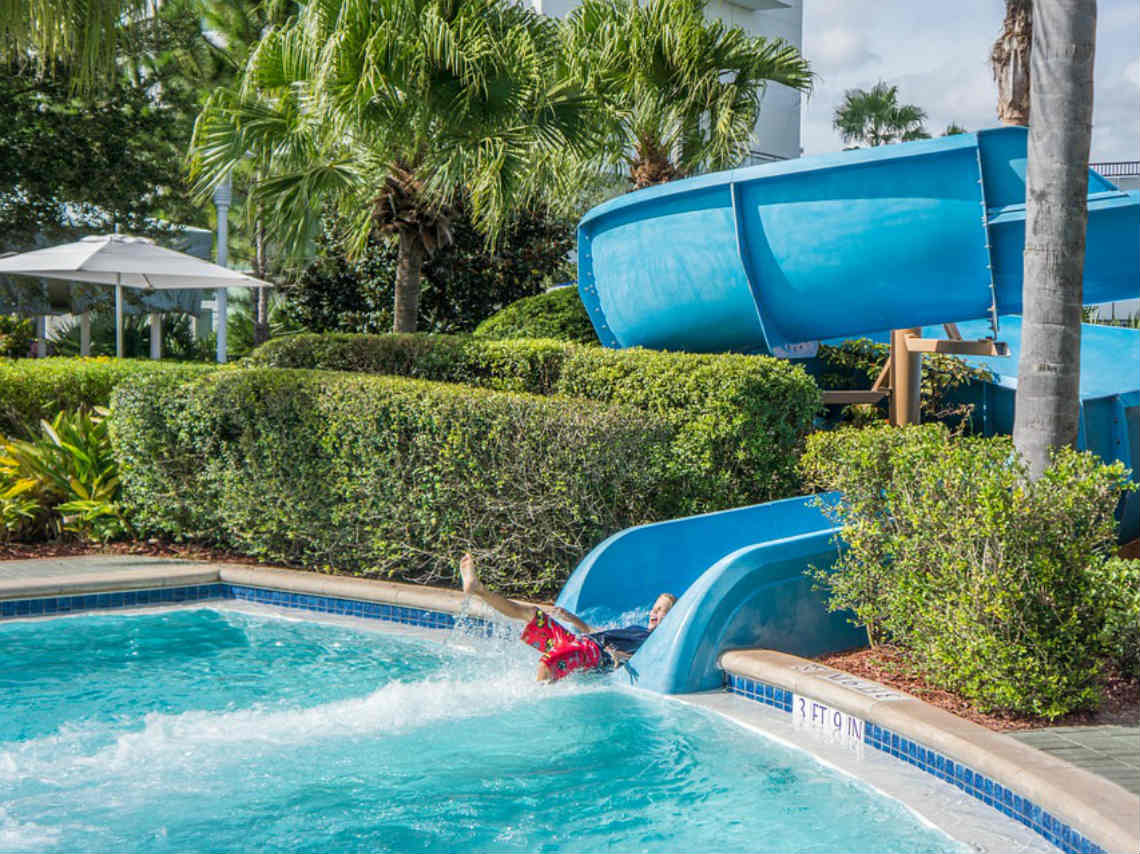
[561,0,812,189]
[190,0,600,334]
[833,81,929,148]
[0,409,130,541]
[282,207,575,334]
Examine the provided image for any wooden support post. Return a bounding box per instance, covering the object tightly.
[889,328,922,426]
[80,311,91,356]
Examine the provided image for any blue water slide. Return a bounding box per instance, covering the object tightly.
[555,496,865,695]
[565,127,1138,694]
[577,126,1138,352]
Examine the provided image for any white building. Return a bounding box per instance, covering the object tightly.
[527,0,804,162]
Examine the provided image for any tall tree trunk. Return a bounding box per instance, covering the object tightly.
[992,0,1033,125]
[393,229,426,333]
[1012,0,1095,480]
[253,214,271,346]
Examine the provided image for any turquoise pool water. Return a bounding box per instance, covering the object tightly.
[0,606,962,853]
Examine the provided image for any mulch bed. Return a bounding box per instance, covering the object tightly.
[5,538,1138,733]
[817,644,1139,732]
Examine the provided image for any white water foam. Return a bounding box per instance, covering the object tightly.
[0,808,60,851]
[0,628,600,790]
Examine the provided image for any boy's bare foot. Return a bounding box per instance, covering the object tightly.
[459,553,484,596]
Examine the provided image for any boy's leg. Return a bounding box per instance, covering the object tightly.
[459,553,535,622]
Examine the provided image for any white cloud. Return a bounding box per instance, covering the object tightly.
[799,0,1139,161]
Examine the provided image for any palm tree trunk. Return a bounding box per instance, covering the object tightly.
[1012,0,1095,480]
[630,138,684,190]
[992,0,1033,125]
[393,229,426,333]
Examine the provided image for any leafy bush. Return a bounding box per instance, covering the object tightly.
[801,424,1132,718]
[111,369,691,598]
[474,287,598,344]
[247,333,822,508]
[817,337,993,424]
[0,357,213,436]
[1,409,130,541]
[282,208,575,335]
[556,346,821,509]
[1093,557,1140,678]
[0,316,35,358]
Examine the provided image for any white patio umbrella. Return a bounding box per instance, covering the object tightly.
[0,234,271,362]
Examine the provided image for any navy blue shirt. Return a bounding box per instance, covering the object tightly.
[586,625,650,655]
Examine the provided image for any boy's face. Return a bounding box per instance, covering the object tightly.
[647,594,674,630]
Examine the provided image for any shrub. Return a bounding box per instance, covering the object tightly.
[0,357,214,437]
[556,347,821,509]
[801,424,1132,718]
[111,369,692,598]
[474,287,598,344]
[246,333,822,509]
[1,408,129,541]
[0,316,35,358]
[1093,557,1140,678]
[245,334,569,394]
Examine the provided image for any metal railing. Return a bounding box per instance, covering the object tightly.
[1090,161,1140,177]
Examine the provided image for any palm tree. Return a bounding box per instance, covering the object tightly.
[833,82,929,148]
[561,0,812,190]
[191,0,599,334]
[1012,0,1096,479]
[991,0,1033,125]
[0,0,147,89]
[942,123,968,136]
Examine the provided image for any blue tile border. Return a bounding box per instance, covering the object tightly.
[724,671,1104,854]
[0,583,492,635]
[0,583,228,618]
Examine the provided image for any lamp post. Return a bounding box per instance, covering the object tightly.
[213,176,232,364]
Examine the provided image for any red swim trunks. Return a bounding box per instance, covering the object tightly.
[520,610,602,681]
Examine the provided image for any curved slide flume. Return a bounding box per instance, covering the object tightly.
[577,126,1138,353]
[555,496,865,694]
[565,126,1139,694]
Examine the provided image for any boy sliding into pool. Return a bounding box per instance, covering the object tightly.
[458,553,676,682]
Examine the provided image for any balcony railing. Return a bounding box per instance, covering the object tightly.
[1090,161,1140,177]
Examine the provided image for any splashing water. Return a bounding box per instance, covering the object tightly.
[0,606,962,853]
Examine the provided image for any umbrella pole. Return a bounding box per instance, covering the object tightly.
[115,279,124,358]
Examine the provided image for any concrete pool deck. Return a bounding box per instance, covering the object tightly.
[2,553,1138,853]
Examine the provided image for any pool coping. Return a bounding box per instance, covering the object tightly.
[2,560,1137,854]
[720,649,1139,854]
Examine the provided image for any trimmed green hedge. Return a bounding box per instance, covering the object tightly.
[473,286,599,344]
[112,369,689,597]
[246,333,822,508]
[0,357,214,436]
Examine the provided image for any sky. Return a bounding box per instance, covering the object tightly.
[799,0,1140,162]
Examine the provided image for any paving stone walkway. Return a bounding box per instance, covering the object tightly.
[1012,726,1140,796]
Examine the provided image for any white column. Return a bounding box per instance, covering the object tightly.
[213,176,232,364]
[80,311,91,356]
[149,312,162,360]
[115,281,124,358]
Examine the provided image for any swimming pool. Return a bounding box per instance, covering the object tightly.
[1,605,968,853]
